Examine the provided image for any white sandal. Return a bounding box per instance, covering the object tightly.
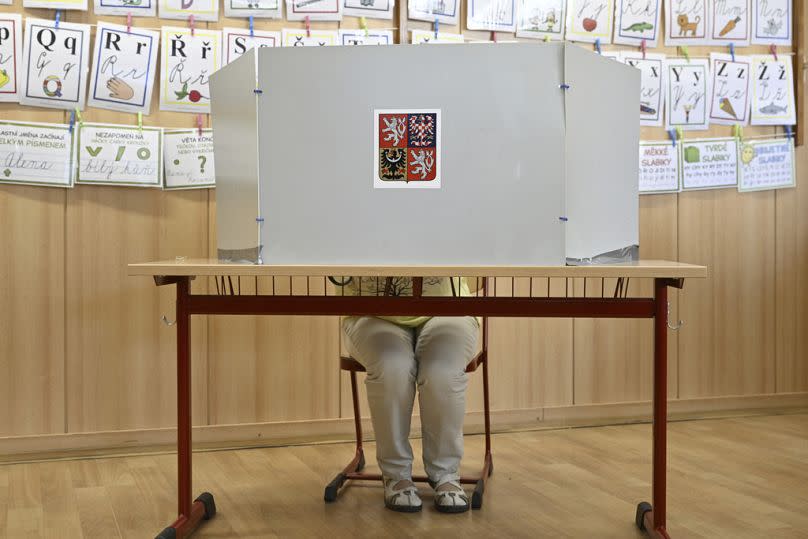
[383,478,422,513]
[433,479,469,514]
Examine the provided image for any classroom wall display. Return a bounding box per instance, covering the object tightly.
[565,0,614,43]
[750,54,796,125]
[94,0,156,17]
[664,0,709,46]
[710,0,750,45]
[410,29,465,43]
[665,58,712,131]
[159,0,219,21]
[163,128,215,189]
[613,0,662,47]
[0,120,76,187]
[224,0,283,18]
[680,136,738,190]
[76,122,162,186]
[738,137,795,191]
[343,0,394,19]
[20,18,91,111]
[515,0,565,40]
[623,52,666,126]
[639,141,680,193]
[160,27,221,113]
[281,29,339,46]
[409,0,460,25]
[87,22,160,114]
[0,14,22,103]
[23,0,87,9]
[223,28,279,66]
[708,52,751,125]
[286,0,342,21]
[374,109,441,189]
[467,0,517,32]
[339,29,394,45]
[0,0,12,5]
[751,0,791,45]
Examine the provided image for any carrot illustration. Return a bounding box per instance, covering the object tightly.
[719,17,741,37]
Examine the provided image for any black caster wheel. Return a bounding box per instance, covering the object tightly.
[155,526,177,539]
[635,501,652,531]
[195,492,216,520]
[356,453,366,472]
[471,479,484,509]
[324,473,346,503]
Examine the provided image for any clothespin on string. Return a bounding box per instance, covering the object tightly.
[126,13,132,33]
[668,128,677,147]
[769,44,778,61]
[729,43,735,62]
[189,14,195,36]
[679,45,690,63]
[434,18,439,39]
[249,15,254,37]
[136,112,143,132]
[640,38,646,59]
[196,114,204,137]
[54,10,61,29]
[594,38,601,54]
[543,34,550,43]
[68,109,76,133]
[733,124,744,142]
[305,15,311,38]
[360,16,368,37]
[491,31,497,43]
[784,125,793,139]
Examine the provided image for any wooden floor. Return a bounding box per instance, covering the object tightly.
[1,412,806,538]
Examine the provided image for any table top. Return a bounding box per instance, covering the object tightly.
[128,259,707,279]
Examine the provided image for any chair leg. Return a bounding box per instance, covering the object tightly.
[324,370,366,503]
[472,354,493,510]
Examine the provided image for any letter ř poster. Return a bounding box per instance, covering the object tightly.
[374,109,441,189]
[160,27,221,113]
[0,120,76,187]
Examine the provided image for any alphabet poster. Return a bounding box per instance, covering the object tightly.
[374,109,441,189]
[708,52,751,125]
[0,120,75,187]
[665,58,712,131]
[738,137,795,191]
[410,30,464,43]
[225,0,282,18]
[159,0,219,21]
[639,141,680,193]
[565,0,614,44]
[623,52,666,126]
[664,0,709,45]
[680,137,738,190]
[87,22,159,114]
[223,28,279,65]
[281,29,339,46]
[467,0,517,32]
[750,55,796,125]
[23,0,87,9]
[286,0,342,20]
[613,0,662,47]
[94,0,156,17]
[343,0,394,19]
[339,29,393,45]
[160,27,221,113]
[20,18,91,111]
[0,14,22,103]
[515,0,565,40]
[76,123,162,186]
[751,0,791,45]
[409,0,460,25]
[710,0,750,45]
[163,128,215,189]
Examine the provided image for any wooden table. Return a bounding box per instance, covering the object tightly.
[128,259,707,539]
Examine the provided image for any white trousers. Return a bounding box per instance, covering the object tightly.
[342,316,479,486]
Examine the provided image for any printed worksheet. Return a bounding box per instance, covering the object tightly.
[0,120,76,187]
[516,0,565,40]
[411,30,465,43]
[343,0,394,19]
[751,0,791,45]
[639,141,680,193]
[95,0,156,16]
[613,0,661,46]
[566,0,614,43]
[0,14,22,103]
[223,28,279,65]
[623,52,666,127]
[710,0,750,45]
[664,0,709,46]
[750,55,796,125]
[339,29,394,45]
[225,0,283,18]
[160,27,222,113]
[286,0,343,20]
[680,137,738,190]
[738,137,795,191]
[468,0,517,32]
[159,0,219,21]
[87,22,160,114]
[409,0,460,25]
[665,58,712,131]
[76,123,163,187]
[163,128,215,189]
[708,52,751,125]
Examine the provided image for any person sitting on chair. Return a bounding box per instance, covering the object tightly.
[338,276,481,513]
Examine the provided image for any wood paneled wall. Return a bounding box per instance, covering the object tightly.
[0,1,806,453]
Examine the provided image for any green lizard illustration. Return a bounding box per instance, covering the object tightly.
[622,22,654,32]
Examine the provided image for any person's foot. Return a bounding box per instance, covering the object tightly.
[433,480,469,513]
[383,478,422,512]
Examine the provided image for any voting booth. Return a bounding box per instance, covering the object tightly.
[210,42,640,266]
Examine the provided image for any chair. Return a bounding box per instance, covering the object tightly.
[323,277,493,509]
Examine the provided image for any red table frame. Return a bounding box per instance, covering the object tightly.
[154,275,683,539]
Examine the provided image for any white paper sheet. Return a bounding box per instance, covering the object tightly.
[710,0,751,45]
[0,14,22,103]
[281,29,339,46]
[613,0,662,46]
[408,0,460,25]
[0,120,75,187]
[76,123,162,186]
[738,137,795,191]
[23,0,87,9]
[224,0,283,18]
[339,29,394,45]
[159,0,219,21]
[680,137,738,190]
[163,128,215,189]
[664,0,710,46]
[467,0,517,31]
[565,0,614,44]
[708,52,751,126]
[623,52,666,127]
[665,58,712,131]
[639,141,680,193]
[515,0,565,40]
[286,0,343,20]
[343,0,394,19]
[159,27,222,113]
[751,0,791,45]
[94,0,156,16]
[750,55,796,126]
[223,27,279,66]
[410,29,464,43]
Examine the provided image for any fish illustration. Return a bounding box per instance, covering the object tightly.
[622,22,654,32]
[759,102,788,114]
